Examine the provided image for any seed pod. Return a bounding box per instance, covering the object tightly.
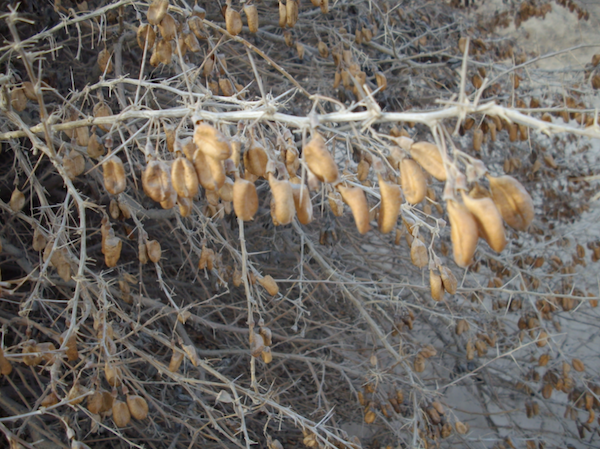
[409,142,447,181]
[250,332,265,358]
[75,125,89,147]
[97,48,113,73]
[11,87,27,111]
[0,348,12,376]
[328,191,344,216]
[244,3,259,32]
[414,355,425,372]
[244,140,268,177]
[304,133,338,183]
[113,400,131,427]
[137,23,156,50]
[410,238,428,268]
[191,149,218,191]
[572,358,585,372]
[218,177,234,202]
[68,384,87,405]
[400,158,427,205]
[430,270,444,301]
[22,81,36,100]
[455,422,468,435]
[508,123,518,142]
[446,199,478,268]
[286,0,298,27]
[440,266,457,294]
[194,123,231,160]
[461,191,506,252]
[87,132,104,159]
[158,13,177,41]
[269,175,295,225]
[225,6,242,35]
[147,0,168,25]
[426,407,441,424]
[169,350,184,372]
[172,156,199,198]
[356,160,369,181]
[472,74,482,89]
[143,160,174,203]
[296,42,305,60]
[488,175,534,231]
[292,183,313,224]
[103,232,122,267]
[86,391,108,415]
[278,1,287,28]
[261,347,273,364]
[375,72,387,91]
[317,41,328,58]
[63,149,85,180]
[218,78,234,96]
[184,32,200,52]
[146,240,161,263]
[320,0,329,13]
[127,395,149,420]
[93,102,112,132]
[258,275,279,296]
[9,188,25,212]
[472,128,483,152]
[206,155,226,190]
[337,185,370,234]
[377,175,401,234]
[233,175,258,221]
[364,408,376,424]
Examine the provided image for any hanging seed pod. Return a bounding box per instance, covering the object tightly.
[188,16,205,40]
[430,270,444,301]
[440,266,457,294]
[375,72,387,91]
[10,87,27,111]
[184,32,200,52]
[176,196,192,217]
[151,38,172,66]
[172,156,199,198]
[68,383,87,405]
[446,199,478,268]
[377,175,401,234]
[409,142,447,181]
[472,129,483,152]
[455,422,468,435]
[261,347,273,364]
[410,238,428,268]
[206,155,226,190]
[318,41,328,58]
[158,13,177,41]
[143,160,174,203]
[219,78,234,96]
[63,149,85,180]
[292,183,313,224]
[328,191,344,216]
[488,175,534,231]
[194,123,231,160]
[169,350,184,372]
[9,188,25,212]
[414,354,425,372]
[296,42,305,60]
[286,0,298,27]
[218,177,234,202]
[146,240,161,263]
[278,1,287,27]
[0,348,12,376]
[137,23,156,50]
[357,160,370,181]
[22,81,36,100]
[244,140,268,177]
[113,400,131,427]
[75,125,89,147]
[244,3,259,32]
[127,395,149,420]
[103,231,122,267]
[104,362,122,387]
[97,48,113,73]
[250,332,265,357]
[258,275,279,296]
[147,0,168,25]
[233,175,258,221]
[461,191,506,252]
[102,156,127,195]
[93,102,112,132]
[269,175,296,225]
[86,391,105,414]
[572,358,585,372]
[88,132,105,159]
[362,26,373,42]
[225,6,242,35]
[337,184,370,234]
[508,123,518,142]
[304,133,338,183]
[400,158,427,204]
[364,408,376,424]
[320,0,329,14]
[32,228,47,252]
[192,149,218,191]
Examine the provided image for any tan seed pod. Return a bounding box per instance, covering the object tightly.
[146,240,161,263]
[112,400,131,427]
[103,232,122,267]
[109,199,120,219]
[409,142,447,181]
[333,70,341,88]
[169,350,184,372]
[572,358,585,372]
[541,383,553,399]
[362,26,373,42]
[426,406,441,424]
[9,188,25,212]
[488,175,533,231]
[296,42,305,60]
[233,175,258,221]
[75,125,89,147]
[278,1,287,27]
[413,354,425,372]
[472,128,483,152]
[377,175,401,234]
[318,41,328,58]
[244,3,259,32]
[97,48,113,73]
[258,274,279,296]
[304,133,338,183]
[430,270,444,301]
[194,124,231,160]
[400,158,427,205]
[158,13,177,41]
[337,184,370,234]
[86,391,106,414]
[286,0,298,27]
[172,156,199,198]
[375,72,387,91]
[63,149,85,180]
[104,362,122,387]
[137,23,156,50]
[250,332,265,358]
[32,228,47,252]
[192,149,218,191]
[143,160,174,203]
[225,7,242,36]
[88,132,105,159]
[219,77,234,96]
[22,81,36,100]
[218,177,234,202]
[356,160,370,181]
[93,102,112,132]
[184,32,200,53]
[440,266,457,294]
[320,0,329,13]
[206,155,226,190]
[537,330,548,347]
[244,140,268,177]
[269,175,295,225]
[127,395,149,420]
[472,74,483,89]
[311,0,321,5]
[292,183,313,224]
[328,191,344,216]
[147,0,168,25]
[446,199,479,267]
[11,87,27,112]
[261,346,273,364]
[188,16,205,40]
[410,238,428,268]
[508,123,518,142]
[461,191,506,253]
[455,421,468,435]
[68,383,87,405]
[151,38,172,66]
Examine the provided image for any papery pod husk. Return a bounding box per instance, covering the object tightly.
[76,125,89,147]
[409,141,447,181]
[410,238,428,268]
[206,155,226,190]
[113,400,131,427]
[188,16,205,40]
[250,332,265,358]
[461,191,506,253]
[244,140,268,177]
[68,383,87,405]
[86,391,105,414]
[291,183,313,224]
[285,145,300,177]
[32,228,47,252]
[102,156,127,195]
[356,160,370,181]
[160,189,177,209]
[229,138,242,167]
[225,6,242,35]
[184,32,200,52]
[147,0,169,25]
[296,42,305,60]
[440,266,457,294]
[488,175,534,231]
[328,191,344,216]
[158,13,177,41]
[9,188,25,212]
[337,184,370,235]
[93,102,112,133]
[152,38,172,66]
[473,128,483,152]
[143,160,174,202]
[375,72,387,91]
[268,175,295,225]
[103,234,122,268]
[192,149,218,191]
[181,137,197,160]
[320,0,329,14]
[172,157,199,198]
[318,41,328,58]
[278,1,286,27]
[233,175,258,221]
[146,240,161,263]
[177,196,193,217]
[261,347,273,364]
[194,123,232,160]
[22,81,35,101]
[137,23,156,50]
[446,199,478,268]
[88,132,105,159]
[244,3,259,32]
[286,0,298,27]
[400,158,427,205]
[104,362,122,387]
[11,87,27,112]
[218,177,234,202]
[455,421,468,435]
[0,348,12,376]
[377,175,401,234]
[127,395,149,420]
[63,149,85,180]
[97,48,113,73]
[168,351,184,372]
[258,274,279,296]
[304,133,338,183]
[413,355,425,372]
